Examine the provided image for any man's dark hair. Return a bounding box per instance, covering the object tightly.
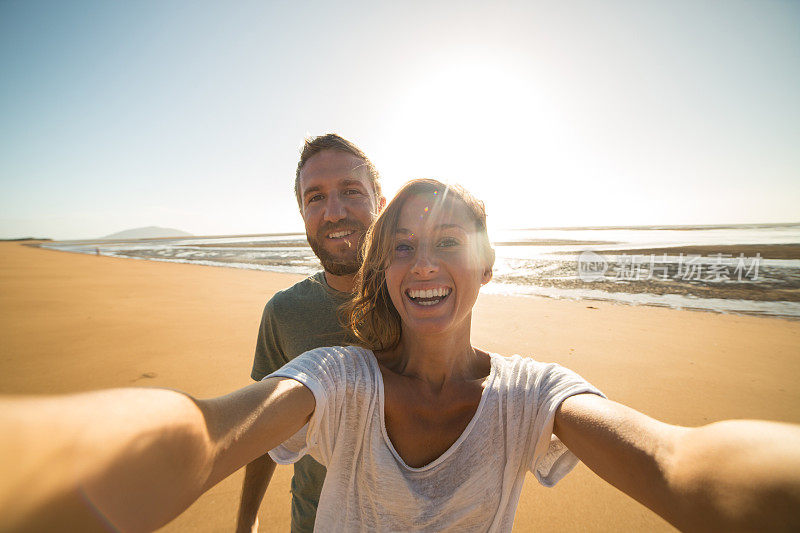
[294,134,382,211]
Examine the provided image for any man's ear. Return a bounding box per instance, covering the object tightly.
[377,195,387,212]
[481,249,495,285]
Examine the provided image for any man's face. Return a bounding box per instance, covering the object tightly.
[298,150,384,276]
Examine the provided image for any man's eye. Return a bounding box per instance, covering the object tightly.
[307,194,324,204]
[344,189,363,196]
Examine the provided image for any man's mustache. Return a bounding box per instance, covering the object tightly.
[316,219,367,239]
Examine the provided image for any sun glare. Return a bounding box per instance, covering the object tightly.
[379,56,578,229]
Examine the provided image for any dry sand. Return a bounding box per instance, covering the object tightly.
[1,242,798,532]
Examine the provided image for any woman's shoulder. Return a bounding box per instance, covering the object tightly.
[487,352,534,371]
[298,345,375,362]
[488,353,601,399]
[487,352,577,383]
[292,345,380,380]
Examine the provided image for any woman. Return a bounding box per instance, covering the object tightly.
[267,179,604,531]
[2,179,800,532]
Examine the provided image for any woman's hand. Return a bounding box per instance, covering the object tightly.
[554,394,800,532]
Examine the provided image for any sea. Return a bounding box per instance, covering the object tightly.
[40,223,800,319]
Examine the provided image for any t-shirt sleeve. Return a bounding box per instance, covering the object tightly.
[250,299,289,381]
[526,361,605,487]
[264,347,348,466]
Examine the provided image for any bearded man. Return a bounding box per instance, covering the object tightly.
[236,134,385,533]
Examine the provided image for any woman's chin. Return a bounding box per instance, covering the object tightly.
[400,313,471,340]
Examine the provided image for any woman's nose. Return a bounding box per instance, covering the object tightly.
[411,248,438,276]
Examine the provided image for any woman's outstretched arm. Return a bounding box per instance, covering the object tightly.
[554,394,800,532]
[0,377,314,533]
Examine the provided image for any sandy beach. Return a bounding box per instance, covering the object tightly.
[1,242,799,532]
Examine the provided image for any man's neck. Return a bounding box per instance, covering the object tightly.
[324,271,356,293]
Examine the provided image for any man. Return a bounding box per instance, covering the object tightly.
[236,134,385,533]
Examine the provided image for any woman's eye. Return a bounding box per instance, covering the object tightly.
[395,243,413,253]
[438,237,460,247]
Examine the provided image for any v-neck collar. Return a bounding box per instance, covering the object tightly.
[364,348,498,472]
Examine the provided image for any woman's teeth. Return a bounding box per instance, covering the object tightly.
[406,287,452,306]
[407,288,450,298]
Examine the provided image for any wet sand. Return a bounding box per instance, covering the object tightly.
[568,243,800,260]
[1,242,799,532]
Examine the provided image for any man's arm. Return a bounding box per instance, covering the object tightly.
[554,393,800,532]
[0,377,314,533]
[238,299,290,532]
[236,453,277,533]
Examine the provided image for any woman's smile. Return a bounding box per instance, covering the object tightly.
[405,286,453,306]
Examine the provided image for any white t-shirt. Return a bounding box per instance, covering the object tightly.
[268,346,603,532]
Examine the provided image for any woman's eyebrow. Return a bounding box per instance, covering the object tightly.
[395,224,466,235]
[436,223,466,232]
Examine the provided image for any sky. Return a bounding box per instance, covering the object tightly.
[1,0,798,240]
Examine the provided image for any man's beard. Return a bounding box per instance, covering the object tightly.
[307,219,367,276]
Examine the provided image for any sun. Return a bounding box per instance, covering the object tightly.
[378,55,573,229]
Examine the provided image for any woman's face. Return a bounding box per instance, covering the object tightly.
[384,194,492,337]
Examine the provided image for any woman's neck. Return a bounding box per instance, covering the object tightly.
[380,319,485,391]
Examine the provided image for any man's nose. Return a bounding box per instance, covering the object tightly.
[411,246,438,276]
[323,195,346,223]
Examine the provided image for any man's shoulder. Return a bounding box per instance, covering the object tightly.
[267,272,330,310]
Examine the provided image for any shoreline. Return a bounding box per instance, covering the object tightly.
[36,240,800,259]
[37,243,800,319]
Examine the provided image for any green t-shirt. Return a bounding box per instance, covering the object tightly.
[251,271,352,533]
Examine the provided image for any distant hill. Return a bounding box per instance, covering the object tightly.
[101,226,193,240]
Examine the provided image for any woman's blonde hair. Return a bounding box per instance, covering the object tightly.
[342,178,494,352]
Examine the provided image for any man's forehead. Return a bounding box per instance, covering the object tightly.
[299,150,369,186]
